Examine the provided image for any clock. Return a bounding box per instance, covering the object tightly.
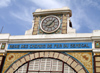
[40,15,60,33]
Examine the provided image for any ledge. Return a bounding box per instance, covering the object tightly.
[33,7,72,17]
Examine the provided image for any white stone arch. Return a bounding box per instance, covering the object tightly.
[5,52,88,73]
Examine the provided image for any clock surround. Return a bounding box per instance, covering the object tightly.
[40,15,60,33]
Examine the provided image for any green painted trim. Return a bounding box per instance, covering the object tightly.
[1,56,6,73]
[92,52,94,73]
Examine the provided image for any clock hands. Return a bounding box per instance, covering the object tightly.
[40,16,60,33]
[46,19,56,26]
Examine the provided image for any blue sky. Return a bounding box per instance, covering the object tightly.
[0,0,100,35]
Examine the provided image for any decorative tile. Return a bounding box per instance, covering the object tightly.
[67,57,73,65]
[78,69,86,73]
[95,41,100,48]
[32,16,40,35]
[0,53,3,55]
[7,54,15,62]
[75,64,82,71]
[1,43,6,50]
[2,53,27,73]
[67,52,93,73]
[54,52,59,58]
[71,61,77,68]
[63,56,69,62]
[95,53,100,55]
[58,54,64,60]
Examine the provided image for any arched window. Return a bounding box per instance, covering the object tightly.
[15,58,76,73]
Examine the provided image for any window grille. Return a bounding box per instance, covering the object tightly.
[15,63,28,73]
[15,58,76,73]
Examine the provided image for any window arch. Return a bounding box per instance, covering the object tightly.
[5,52,88,73]
[15,58,76,73]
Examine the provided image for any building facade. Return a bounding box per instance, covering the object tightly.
[0,7,100,73]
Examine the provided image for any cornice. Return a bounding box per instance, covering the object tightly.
[33,10,72,17]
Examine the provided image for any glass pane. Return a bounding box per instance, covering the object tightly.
[51,59,62,71]
[45,59,51,71]
[15,58,76,73]
[28,72,38,73]
[40,59,51,71]
[64,64,76,73]
[51,72,62,73]
[40,59,46,71]
[29,59,40,71]
[15,63,27,73]
[39,72,50,73]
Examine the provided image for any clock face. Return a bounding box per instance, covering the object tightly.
[40,15,60,33]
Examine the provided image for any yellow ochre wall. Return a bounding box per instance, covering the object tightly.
[2,52,93,73]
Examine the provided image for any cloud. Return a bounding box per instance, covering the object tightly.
[0,0,11,8]
[77,0,100,10]
[67,0,100,32]
[29,0,87,31]
[10,0,100,32]
[30,0,70,9]
[10,7,33,23]
[3,0,100,33]
[30,0,84,31]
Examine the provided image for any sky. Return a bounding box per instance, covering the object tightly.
[0,0,100,35]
